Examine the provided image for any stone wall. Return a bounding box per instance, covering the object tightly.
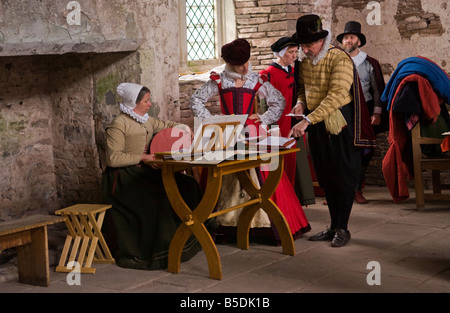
[331,0,449,79]
[1,1,448,220]
[180,0,449,188]
[0,0,180,220]
[331,0,450,186]
[180,0,332,129]
[0,52,140,219]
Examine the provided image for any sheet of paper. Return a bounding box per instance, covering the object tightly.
[256,136,296,148]
[286,113,305,118]
[191,150,238,165]
[201,114,248,126]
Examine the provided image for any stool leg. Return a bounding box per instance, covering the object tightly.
[56,235,73,272]
[87,212,114,263]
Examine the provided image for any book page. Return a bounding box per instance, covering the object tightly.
[256,136,296,148]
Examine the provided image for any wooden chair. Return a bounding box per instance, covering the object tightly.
[411,121,450,210]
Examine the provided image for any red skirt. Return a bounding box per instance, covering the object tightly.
[260,165,310,237]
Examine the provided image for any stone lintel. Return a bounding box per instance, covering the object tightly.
[0,39,142,57]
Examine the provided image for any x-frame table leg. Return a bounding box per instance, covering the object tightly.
[235,155,295,255]
[162,165,223,280]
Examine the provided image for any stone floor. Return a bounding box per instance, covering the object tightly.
[1,186,449,296]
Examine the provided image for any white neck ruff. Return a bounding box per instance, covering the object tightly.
[352,51,367,67]
[224,63,253,81]
[298,29,332,65]
[120,103,149,124]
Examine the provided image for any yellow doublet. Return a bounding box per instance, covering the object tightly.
[298,46,354,134]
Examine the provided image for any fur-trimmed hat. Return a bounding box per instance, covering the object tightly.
[221,39,251,66]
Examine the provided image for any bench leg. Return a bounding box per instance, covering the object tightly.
[16,226,50,287]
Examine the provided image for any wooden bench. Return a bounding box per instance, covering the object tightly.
[0,214,65,286]
[411,121,450,210]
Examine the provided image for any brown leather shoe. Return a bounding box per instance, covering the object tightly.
[355,191,368,204]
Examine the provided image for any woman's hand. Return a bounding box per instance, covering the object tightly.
[248,114,261,124]
[141,154,161,169]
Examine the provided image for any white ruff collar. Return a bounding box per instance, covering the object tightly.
[224,63,252,81]
[298,29,332,65]
[352,51,367,67]
[120,103,149,124]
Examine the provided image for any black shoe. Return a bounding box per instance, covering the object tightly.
[308,228,335,241]
[331,229,351,247]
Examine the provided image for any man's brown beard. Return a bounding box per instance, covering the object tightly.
[305,52,315,59]
[345,44,357,53]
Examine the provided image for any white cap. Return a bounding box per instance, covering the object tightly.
[116,82,144,109]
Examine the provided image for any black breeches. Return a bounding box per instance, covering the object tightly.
[307,104,361,230]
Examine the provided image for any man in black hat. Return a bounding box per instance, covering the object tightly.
[288,14,376,247]
[337,21,386,204]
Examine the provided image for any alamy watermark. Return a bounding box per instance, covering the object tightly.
[66,1,81,26]
[66,261,81,286]
[65,1,382,27]
[366,1,382,26]
[366,261,381,285]
[65,260,382,286]
[166,117,284,170]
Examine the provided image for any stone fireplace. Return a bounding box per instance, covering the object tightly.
[0,0,181,220]
[0,52,141,217]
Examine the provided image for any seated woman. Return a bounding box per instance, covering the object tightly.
[102,82,215,270]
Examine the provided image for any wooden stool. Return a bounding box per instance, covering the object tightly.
[55,204,114,274]
[0,214,65,286]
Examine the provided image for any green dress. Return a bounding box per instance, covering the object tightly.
[103,165,212,270]
[103,112,215,270]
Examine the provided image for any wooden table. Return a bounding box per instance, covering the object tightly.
[145,148,298,280]
[0,214,65,286]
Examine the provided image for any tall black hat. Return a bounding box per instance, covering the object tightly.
[291,14,329,44]
[336,21,366,47]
